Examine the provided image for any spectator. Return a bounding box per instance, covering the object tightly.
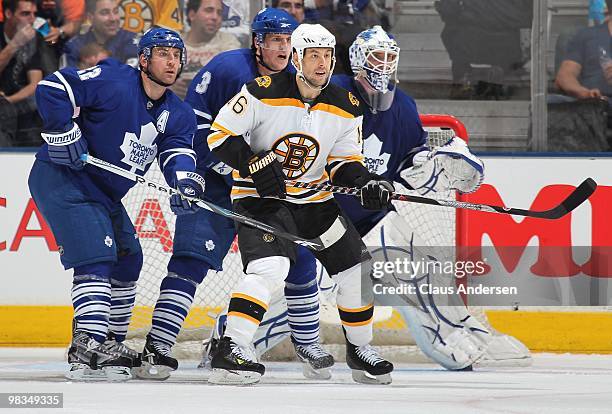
[36,0,85,73]
[76,41,109,68]
[62,0,137,67]
[556,0,612,101]
[38,0,84,44]
[273,0,305,23]
[0,0,44,146]
[171,0,239,98]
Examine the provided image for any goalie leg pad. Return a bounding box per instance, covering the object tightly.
[475,332,533,368]
[396,306,489,370]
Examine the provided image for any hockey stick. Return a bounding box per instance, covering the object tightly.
[288,178,597,219]
[81,155,326,251]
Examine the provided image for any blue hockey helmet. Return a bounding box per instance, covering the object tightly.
[138,27,187,67]
[251,8,298,44]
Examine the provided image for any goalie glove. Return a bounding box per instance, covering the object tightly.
[401,137,484,195]
[239,150,287,199]
[169,171,205,215]
[41,122,88,170]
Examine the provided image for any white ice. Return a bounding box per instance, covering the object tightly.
[0,349,611,414]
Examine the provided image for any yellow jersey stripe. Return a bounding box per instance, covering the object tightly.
[311,103,355,119]
[260,98,306,109]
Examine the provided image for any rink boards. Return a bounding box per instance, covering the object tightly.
[1,151,611,352]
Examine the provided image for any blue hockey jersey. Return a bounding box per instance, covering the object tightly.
[35,58,197,210]
[331,74,428,235]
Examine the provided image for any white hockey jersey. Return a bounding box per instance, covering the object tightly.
[208,71,365,204]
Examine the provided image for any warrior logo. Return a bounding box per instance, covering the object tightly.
[272,133,320,179]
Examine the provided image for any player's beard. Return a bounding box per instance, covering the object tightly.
[303,71,330,88]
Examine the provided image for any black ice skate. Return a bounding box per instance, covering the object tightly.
[132,337,178,380]
[293,340,335,380]
[345,338,393,385]
[104,332,141,368]
[208,337,265,385]
[66,331,133,382]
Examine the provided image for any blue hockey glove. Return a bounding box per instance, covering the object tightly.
[170,172,205,215]
[41,122,88,170]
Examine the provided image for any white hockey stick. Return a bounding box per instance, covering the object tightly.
[80,154,326,251]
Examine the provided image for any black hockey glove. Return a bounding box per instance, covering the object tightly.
[240,150,287,199]
[358,176,395,210]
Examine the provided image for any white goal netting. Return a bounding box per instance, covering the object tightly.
[122,114,469,359]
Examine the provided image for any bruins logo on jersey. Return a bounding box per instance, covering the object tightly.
[348,92,360,107]
[255,76,272,88]
[119,0,183,33]
[272,133,320,179]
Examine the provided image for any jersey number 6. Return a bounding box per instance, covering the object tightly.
[232,95,248,115]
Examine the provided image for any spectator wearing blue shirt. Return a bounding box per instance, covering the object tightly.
[556,0,612,100]
[61,0,137,67]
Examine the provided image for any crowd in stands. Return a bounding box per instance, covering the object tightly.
[0,0,388,147]
[3,0,607,150]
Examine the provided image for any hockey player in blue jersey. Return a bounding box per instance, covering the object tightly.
[207,25,532,373]
[28,27,205,382]
[133,9,338,381]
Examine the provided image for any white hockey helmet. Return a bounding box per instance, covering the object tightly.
[291,23,336,90]
[349,25,400,111]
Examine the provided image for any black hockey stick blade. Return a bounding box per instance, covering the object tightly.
[81,154,326,251]
[525,177,597,219]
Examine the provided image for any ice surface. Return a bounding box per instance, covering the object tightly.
[0,349,610,414]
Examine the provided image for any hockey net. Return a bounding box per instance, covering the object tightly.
[122,114,470,360]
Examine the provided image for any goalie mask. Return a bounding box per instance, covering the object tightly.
[349,25,399,112]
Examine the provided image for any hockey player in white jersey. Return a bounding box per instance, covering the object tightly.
[206,25,531,372]
[206,23,395,385]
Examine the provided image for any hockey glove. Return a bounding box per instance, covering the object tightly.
[240,150,287,199]
[359,176,395,210]
[401,137,484,195]
[170,172,205,215]
[41,122,88,170]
